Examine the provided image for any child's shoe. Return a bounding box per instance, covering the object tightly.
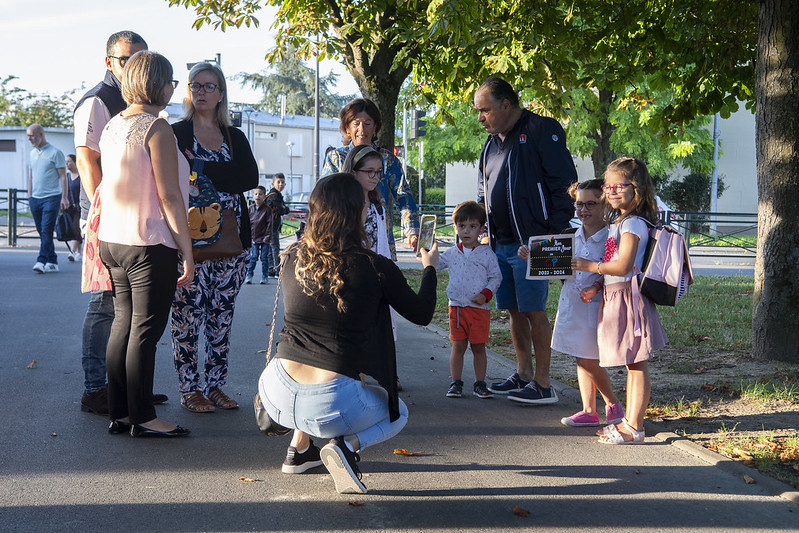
[446,380,463,398]
[561,411,600,427]
[605,402,624,425]
[245,274,253,284]
[473,381,493,399]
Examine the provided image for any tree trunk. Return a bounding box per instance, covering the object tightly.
[752,0,799,362]
[590,89,616,178]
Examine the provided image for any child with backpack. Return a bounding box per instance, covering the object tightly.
[572,157,668,444]
[437,201,502,399]
[519,179,623,427]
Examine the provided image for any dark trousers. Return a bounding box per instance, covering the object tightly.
[29,194,60,264]
[100,241,178,424]
[268,226,281,275]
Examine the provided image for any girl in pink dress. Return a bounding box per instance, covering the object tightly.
[572,157,667,444]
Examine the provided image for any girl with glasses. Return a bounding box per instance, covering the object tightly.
[571,157,668,445]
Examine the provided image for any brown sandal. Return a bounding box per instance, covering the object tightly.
[207,388,239,410]
[181,391,215,413]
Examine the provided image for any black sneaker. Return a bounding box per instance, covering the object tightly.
[320,436,366,494]
[446,380,463,398]
[507,380,559,405]
[473,381,494,399]
[487,372,530,394]
[282,440,324,474]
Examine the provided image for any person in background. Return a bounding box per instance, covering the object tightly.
[258,173,438,494]
[322,98,419,259]
[27,124,68,274]
[170,61,259,414]
[97,50,194,438]
[64,154,83,262]
[246,185,272,285]
[265,173,289,277]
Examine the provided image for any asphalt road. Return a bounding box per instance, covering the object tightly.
[0,241,794,533]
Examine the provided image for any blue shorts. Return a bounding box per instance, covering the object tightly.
[494,241,548,312]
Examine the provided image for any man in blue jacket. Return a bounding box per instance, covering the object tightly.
[475,77,577,404]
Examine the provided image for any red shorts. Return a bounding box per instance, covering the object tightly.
[448,306,490,344]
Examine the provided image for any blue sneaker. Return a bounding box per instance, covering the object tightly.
[507,380,559,405]
[487,372,530,394]
[446,380,463,398]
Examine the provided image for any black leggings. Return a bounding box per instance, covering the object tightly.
[100,241,178,424]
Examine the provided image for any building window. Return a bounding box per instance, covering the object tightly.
[0,140,16,152]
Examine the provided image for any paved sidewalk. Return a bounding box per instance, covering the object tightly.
[0,244,795,532]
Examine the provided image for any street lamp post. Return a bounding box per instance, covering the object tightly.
[286,141,294,194]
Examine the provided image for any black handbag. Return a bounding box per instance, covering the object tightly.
[254,262,292,436]
[55,205,81,242]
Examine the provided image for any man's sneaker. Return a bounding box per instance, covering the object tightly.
[44,263,59,273]
[80,387,109,415]
[320,436,366,494]
[73,252,82,262]
[259,278,268,285]
[561,411,600,427]
[67,252,76,262]
[488,372,530,394]
[32,262,45,274]
[605,402,624,425]
[507,380,559,405]
[244,274,253,284]
[282,440,324,474]
[473,381,494,399]
[446,380,463,398]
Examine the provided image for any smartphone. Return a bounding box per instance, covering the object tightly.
[416,214,436,257]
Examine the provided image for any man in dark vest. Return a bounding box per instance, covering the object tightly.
[73,31,167,415]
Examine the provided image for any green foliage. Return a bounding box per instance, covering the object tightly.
[659,172,728,213]
[424,187,446,206]
[0,76,77,127]
[234,47,354,117]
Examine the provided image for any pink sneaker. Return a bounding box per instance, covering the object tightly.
[605,402,624,425]
[560,411,600,427]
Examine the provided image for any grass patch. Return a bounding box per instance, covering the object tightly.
[647,397,703,418]
[708,426,799,489]
[740,373,799,404]
[689,233,757,248]
[403,270,754,357]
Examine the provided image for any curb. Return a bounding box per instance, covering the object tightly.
[422,323,799,506]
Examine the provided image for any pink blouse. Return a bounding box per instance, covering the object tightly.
[98,113,189,248]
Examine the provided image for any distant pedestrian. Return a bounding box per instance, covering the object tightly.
[246,185,272,284]
[519,180,623,427]
[572,157,668,444]
[436,201,501,400]
[64,154,83,262]
[265,173,289,277]
[474,76,577,404]
[26,124,68,274]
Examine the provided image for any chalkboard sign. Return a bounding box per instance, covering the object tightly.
[525,234,575,280]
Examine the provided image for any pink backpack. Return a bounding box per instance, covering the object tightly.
[635,220,694,306]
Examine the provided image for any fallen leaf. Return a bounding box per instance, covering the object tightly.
[743,474,756,484]
[732,447,753,460]
[394,448,424,456]
[693,366,706,374]
[512,505,530,517]
[238,477,261,482]
[27,359,38,369]
[50,432,57,437]
[348,501,365,506]
[635,469,641,474]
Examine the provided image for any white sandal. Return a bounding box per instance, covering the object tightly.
[598,418,645,445]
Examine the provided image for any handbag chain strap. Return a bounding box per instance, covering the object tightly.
[265,255,284,367]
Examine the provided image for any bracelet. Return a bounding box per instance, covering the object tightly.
[596,261,602,275]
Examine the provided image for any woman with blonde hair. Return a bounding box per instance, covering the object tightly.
[170,62,258,414]
[97,50,194,437]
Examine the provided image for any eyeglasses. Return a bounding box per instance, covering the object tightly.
[108,55,130,67]
[170,80,179,89]
[357,168,382,179]
[574,201,599,210]
[602,183,634,194]
[189,82,219,93]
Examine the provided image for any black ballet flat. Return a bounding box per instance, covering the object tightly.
[130,424,190,438]
[108,420,132,435]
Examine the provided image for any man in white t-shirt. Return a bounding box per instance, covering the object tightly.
[73,31,169,416]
